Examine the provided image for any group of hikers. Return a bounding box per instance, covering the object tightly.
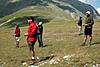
[13,10,94,64]
[14,16,43,64]
[77,11,94,46]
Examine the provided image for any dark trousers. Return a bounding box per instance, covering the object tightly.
[38,34,43,47]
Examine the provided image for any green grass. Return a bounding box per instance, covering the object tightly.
[0,19,100,67]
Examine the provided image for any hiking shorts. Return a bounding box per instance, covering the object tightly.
[27,42,35,47]
[84,27,92,35]
[15,37,20,41]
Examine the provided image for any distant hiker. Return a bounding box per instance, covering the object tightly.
[14,24,20,48]
[77,16,83,35]
[37,22,43,47]
[82,11,94,46]
[24,16,37,63]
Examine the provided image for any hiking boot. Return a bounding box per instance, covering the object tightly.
[81,42,85,46]
[89,42,92,46]
[32,59,35,61]
[78,32,83,35]
[78,33,81,35]
[16,46,19,48]
[31,57,36,62]
[41,43,43,47]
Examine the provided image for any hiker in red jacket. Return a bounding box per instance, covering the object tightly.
[14,24,20,48]
[24,16,37,63]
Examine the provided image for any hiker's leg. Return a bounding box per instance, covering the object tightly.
[28,43,32,58]
[80,26,83,34]
[41,42,43,47]
[15,37,19,47]
[89,34,92,45]
[83,35,87,45]
[38,35,42,47]
[79,26,81,34]
[78,26,83,35]
[89,28,93,45]
[16,41,19,47]
[40,34,43,47]
[82,27,88,45]
[31,46,35,60]
[28,42,36,61]
[78,26,81,34]
[38,35,41,47]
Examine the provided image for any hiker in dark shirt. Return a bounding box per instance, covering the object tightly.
[77,16,83,35]
[37,22,43,47]
[82,11,94,46]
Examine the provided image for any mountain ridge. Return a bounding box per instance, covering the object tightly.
[0,0,99,18]
[0,0,99,26]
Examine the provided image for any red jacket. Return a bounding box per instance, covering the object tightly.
[27,21,37,42]
[15,27,20,37]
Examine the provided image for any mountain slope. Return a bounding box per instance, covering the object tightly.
[62,0,99,16]
[0,0,99,26]
[0,0,99,17]
[0,0,99,18]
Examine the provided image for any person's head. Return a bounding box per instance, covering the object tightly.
[16,24,19,27]
[86,11,91,16]
[79,16,82,20]
[27,16,34,23]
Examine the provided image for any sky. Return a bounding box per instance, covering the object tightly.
[78,0,100,14]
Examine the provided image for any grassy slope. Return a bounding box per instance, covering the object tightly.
[0,19,100,67]
[0,4,69,25]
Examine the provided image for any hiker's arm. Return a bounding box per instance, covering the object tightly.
[88,18,94,26]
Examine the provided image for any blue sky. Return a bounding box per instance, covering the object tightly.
[78,0,100,14]
[91,0,100,8]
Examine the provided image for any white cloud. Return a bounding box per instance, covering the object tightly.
[96,8,100,14]
[78,0,97,4]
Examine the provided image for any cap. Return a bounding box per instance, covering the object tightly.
[86,11,91,14]
[39,22,42,25]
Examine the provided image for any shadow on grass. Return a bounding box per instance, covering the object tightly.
[43,44,50,48]
[21,54,54,65]
[20,45,27,48]
[92,42,100,45]
[39,55,54,62]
